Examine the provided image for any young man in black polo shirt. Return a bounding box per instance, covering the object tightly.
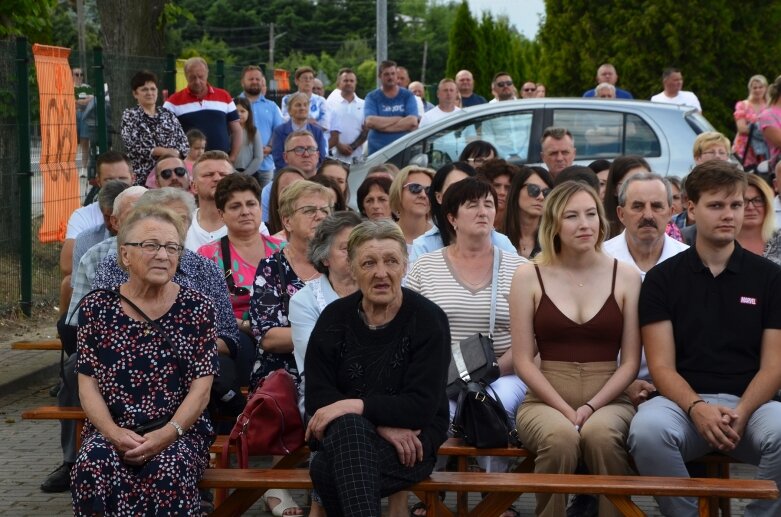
[628,160,781,517]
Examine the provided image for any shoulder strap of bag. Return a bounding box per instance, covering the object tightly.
[219,235,239,292]
[488,247,500,338]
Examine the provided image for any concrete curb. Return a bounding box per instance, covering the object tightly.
[0,357,61,397]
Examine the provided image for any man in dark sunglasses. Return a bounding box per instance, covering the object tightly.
[491,71,516,102]
[155,156,192,192]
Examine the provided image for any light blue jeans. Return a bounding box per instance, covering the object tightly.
[628,393,781,517]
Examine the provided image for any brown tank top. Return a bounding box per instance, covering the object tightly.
[533,260,623,362]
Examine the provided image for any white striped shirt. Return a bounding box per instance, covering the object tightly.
[406,248,527,358]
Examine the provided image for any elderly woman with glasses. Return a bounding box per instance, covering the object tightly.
[121,70,189,186]
[71,205,218,515]
[197,175,283,388]
[389,165,435,247]
[248,180,332,516]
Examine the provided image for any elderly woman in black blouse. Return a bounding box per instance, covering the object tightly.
[121,70,189,186]
[305,220,451,517]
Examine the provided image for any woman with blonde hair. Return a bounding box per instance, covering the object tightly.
[734,75,769,169]
[510,181,641,517]
[737,174,778,258]
[389,165,435,246]
[759,75,781,167]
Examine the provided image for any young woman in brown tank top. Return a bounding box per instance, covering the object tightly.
[509,181,642,517]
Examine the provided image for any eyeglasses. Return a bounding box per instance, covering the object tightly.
[294,205,333,217]
[700,149,730,159]
[523,87,537,92]
[124,241,184,255]
[403,182,430,195]
[496,80,513,88]
[523,184,551,198]
[286,146,319,156]
[745,196,764,208]
[467,157,489,166]
[73,72,83,77]
[159,167,188,180]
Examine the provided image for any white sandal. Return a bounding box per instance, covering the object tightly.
[263,488,302,516]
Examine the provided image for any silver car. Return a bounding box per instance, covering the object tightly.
[348,98,715,197]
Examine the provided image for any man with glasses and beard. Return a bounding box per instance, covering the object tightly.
[490,72,517,102]
[155,156,193,192]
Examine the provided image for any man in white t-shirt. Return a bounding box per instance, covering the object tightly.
[327,68,367,164]
[604,173,688,395]
[185,150,234,250]
[650,67,701,112]
[419,78,462,128]
[59,150,135,317]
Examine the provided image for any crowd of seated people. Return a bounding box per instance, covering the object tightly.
[49,59,781,517]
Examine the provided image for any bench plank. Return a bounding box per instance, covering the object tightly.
[200,469,778,517]
[11,339,62,350]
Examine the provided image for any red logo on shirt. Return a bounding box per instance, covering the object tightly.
[740,296,757,305]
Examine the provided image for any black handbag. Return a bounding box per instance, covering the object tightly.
[453,381,514,448]
[445,247,500,398]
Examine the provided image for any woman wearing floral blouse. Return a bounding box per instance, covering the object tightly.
[121,70,189,186]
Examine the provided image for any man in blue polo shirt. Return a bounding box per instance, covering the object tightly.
[238,65,283,187]
[364,60,418,154]
[628,160,781,517]
[164,57,242,162]
[582,64,633,99]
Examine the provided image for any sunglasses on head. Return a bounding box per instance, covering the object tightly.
[159,167,188,180]
[524,184,551,198]
[403,182,430,195]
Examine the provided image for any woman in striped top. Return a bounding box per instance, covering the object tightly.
[406,177,528,517]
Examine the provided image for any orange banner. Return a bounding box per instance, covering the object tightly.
[32,44,81,243]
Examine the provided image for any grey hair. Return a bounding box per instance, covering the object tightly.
[98,180,130,215]
[595,82,616,95]
[307,211,363,274]
[135,187,196,226]
[184,56,208,74]
[617,172,672,207]
[347,220,407,264]
[111,186,148,217]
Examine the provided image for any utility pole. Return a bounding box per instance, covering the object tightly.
[76,0,87,77]
[376,0,387,87]
[421,40,428,85]
[268,23,287,91]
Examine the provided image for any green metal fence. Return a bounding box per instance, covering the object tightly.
[0,39,294,315]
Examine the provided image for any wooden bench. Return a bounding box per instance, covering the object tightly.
[199,468,778,517]
[11,339,62,350]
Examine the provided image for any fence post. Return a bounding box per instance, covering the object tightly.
[92,47,108,155]
[216,59,225,89]
[164,53,176,98]
[15,37,32,316]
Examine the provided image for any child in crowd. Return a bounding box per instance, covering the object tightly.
[233,97,263,184]
[184,129,206,174]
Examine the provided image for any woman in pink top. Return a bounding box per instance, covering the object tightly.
[759,75,781,167]
[198,174,282,388]
[733,75,768,169]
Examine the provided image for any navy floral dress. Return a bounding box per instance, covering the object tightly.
[71,287,219,516]
[248,251,304,391]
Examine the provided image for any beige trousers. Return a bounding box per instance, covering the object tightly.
[516,361,635,517]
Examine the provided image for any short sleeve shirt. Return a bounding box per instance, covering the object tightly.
[364,87,419,154]
[639,244,781,396]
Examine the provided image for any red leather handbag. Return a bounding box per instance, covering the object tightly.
[221,369,305,468]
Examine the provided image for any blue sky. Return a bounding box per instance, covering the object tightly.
[465,0,545,39]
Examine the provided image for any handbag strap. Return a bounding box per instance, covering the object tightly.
[219,235,239,292]
[488,246,500,338]
[275,251,290,313]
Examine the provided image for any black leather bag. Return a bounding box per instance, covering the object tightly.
[452,381,513,448]
[445,247,501,398]
[446,333,499,398]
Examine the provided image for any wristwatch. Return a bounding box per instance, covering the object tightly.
[168,420,184,437]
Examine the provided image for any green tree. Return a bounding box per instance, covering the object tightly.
[0,0,56,41]
[537,0,781,134]
[446,2,483,95]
